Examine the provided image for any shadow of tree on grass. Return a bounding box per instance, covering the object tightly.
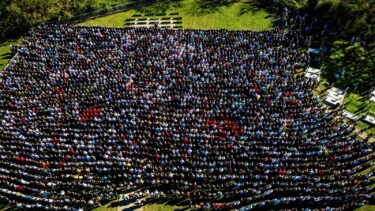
[190,0,240,15]
[1,53,13,60]
[239,1,261,15]
[136,0,183,15]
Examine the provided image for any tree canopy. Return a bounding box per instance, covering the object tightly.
[0,0,132,39]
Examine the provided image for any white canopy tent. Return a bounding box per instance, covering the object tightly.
[363,114,375,125]
[370,89,375,103]
[342,110,359,121]
[304,67,321,81]
[324,87,346,107]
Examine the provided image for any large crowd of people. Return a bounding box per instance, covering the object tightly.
[0,23,373,210]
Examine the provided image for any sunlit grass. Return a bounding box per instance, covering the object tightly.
[355,205,375,211]
[0,37,23,71]
[143,204,186,211]
[79,0,274,30]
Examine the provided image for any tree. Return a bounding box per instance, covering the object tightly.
[0,0,101,40]
[323,40,374,92]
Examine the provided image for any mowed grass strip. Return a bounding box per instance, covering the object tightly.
[78,0,274,31]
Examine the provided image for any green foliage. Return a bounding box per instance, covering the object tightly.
[301,0,375,102]
[323,40,374,92]
[0,0,133,40]
[307,0,375,37]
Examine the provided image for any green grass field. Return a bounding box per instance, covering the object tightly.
[343,93,375,135]
[143,204,185,211]
[344,93,375,114]
[79,0,274,30]
[91,199,119,211]
[313,79,329,97]
[0,37,23,70]
[355,205,375,211]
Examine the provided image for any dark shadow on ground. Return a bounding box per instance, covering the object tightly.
[121,204,142,211]
[136,0,183,15]
[1,53,13,60]
[190,0,240,15]
[239,1,260,15]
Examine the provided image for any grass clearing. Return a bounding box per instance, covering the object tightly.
[356,121,375,136]
[91,198,119,211]
[355,205,375,211]
[143,203,186,211]
[343,93,375,136]
[0,37,23,71]
[344,93,375,114]
[78,10,138,27]
[313,78,329,98]
[78,0,274,30]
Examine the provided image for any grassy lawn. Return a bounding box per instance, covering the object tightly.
[313,78,330,98]
[344,93,375,135]
[78,10,138,27]
[344,93,375,114]
[314,80,374,136]
[79,0,274,30]
[0,37,23,71]
[91,198,119,211]
[355,205,375,211]
[95,0,134,7]
[143,204,186,211]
